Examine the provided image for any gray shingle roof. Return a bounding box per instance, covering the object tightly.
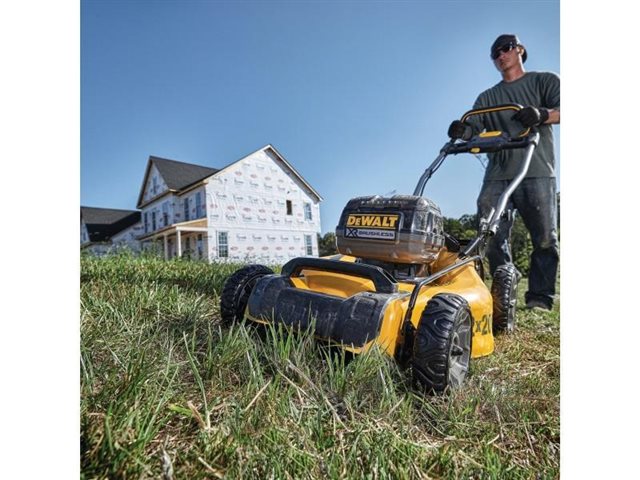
[81,207,141,242]
[150,156,219,191]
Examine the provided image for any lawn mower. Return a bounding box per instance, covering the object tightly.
[220,104,539,392]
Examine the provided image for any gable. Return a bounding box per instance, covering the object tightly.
[140,164,169,204]
[263,146,322,202]
[209,145,322,203]
[137,156,219,208]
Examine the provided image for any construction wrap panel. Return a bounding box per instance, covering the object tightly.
[111,223,145,251]
[206,149,321,262]
[247,275,393,347]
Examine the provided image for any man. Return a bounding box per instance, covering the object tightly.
[448,34,560,310]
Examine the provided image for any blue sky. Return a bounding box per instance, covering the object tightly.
[81,0,560,234]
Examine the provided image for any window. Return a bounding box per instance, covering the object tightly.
[184,198,190,221]
[151,211,156,231]
[144,212,149,233]
[197,234,203,258]
[196,192,204,218]
[286,200,293,215]
[304,234,313,256]
[218,232,229,258]
[152,176,158,195]
[162,202,169,226]
[185,237,191,259]
[304,203,312,221]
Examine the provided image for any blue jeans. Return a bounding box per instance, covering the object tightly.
[477,177,559,308]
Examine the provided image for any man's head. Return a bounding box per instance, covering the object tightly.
[491,34,527,62]
[491,34,527,79]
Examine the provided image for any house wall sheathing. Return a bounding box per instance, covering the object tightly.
[204,149,321,262]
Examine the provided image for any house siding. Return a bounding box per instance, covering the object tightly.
[142,164,169,204]
[141,196,179,234]
[111,222,145,251]
[204,148,321,262]
[81,222,90,245]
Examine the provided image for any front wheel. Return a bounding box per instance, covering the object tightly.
[220,264,274,324]
[411,294,472,393]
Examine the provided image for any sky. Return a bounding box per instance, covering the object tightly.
[81,0,560,235]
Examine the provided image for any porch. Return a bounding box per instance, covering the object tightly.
[138,218,209,260]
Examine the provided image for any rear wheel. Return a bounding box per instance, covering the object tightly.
[411,294,472,393]
[220,265,274,324]
[491,263,519,333]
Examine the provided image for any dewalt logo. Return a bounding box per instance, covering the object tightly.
[346,214,399,230]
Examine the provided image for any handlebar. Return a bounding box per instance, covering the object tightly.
[445,132,536,155]
[448,103,537,155]
[413,103,539,198]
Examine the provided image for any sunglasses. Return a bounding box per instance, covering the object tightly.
[491,42,518,60]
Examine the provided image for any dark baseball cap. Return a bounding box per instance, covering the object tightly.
[491,34,527,63]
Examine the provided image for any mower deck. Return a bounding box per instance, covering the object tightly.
[245,256,494,358]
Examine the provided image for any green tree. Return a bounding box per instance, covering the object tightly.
[443,212,533,275]
[317,232,337,257]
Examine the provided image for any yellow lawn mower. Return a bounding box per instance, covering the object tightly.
[220,104,539,392]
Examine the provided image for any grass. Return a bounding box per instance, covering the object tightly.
[80,252,560,479]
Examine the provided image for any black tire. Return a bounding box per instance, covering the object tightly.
[220,264,274,324]
[411,294,472,393]
[491,263,519,334]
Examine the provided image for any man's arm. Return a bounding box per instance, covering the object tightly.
[543,108,560,125]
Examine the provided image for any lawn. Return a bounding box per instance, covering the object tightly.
[80,253,559,479]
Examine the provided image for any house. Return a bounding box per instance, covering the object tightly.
[80,207,144,255]
[136,144,323,262]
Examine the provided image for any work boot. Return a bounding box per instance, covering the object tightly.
[525,299,552,311]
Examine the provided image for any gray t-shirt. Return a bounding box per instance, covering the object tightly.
[470,71,560,180]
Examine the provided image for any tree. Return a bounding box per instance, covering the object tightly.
[444,213,533,275]
[317,232,337,257]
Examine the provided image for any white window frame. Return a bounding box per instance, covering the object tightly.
[162,202,169,226]
[197,234,203,258]
[304,234,313,256]
[304,202,312,221]
[218,231,229,258]
[196,192,203,218]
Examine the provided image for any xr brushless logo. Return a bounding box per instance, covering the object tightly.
[345,214,400,241]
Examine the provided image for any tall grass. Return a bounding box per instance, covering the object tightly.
[81,253,559,479]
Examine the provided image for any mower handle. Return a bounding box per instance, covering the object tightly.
[445,133,534,155]
[413,104,538,197]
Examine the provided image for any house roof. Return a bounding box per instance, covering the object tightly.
[137,146,322,208]
[137,156,219,207]
[81,207,141,242]
[151,156,219,191]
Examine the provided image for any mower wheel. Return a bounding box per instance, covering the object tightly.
[491,263,519,333]
[411,294,472,393]
[220,264,274,324]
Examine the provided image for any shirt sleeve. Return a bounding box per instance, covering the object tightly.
[541,72,560,109]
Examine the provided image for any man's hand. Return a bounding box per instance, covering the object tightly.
[448,120,473,140]
[512,106,550,128]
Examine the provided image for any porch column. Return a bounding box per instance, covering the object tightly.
[163,234,168,260]
[176,229,182,257]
